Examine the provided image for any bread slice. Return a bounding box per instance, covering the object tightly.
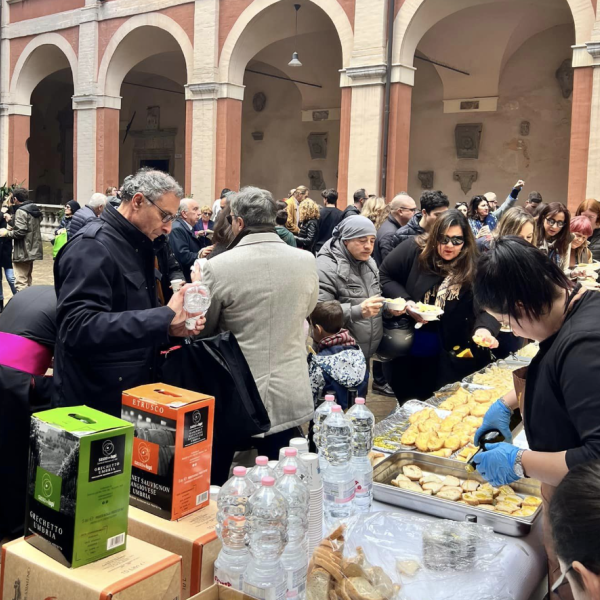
[437,488,462,502]
[391,474,411,486]
[462,492,479,506]
[307,568,332,600]
[342,560,369,580]
[419,474,442,486]
[429,448,452,458]
[522,495,542,507]
[314,553,344,582]
[397,560,420,578]
[328,524,346,541]
[498,485,516,496]
[495,502,518,514]
[398,481,424,493]
[441,476,460,487]
[513,506,537,517]
[422,481,444,494]
[364,566,394,600]
[461,479,480,493]
[337,581,353,600]
[314,547,342,567]
[497,494,522,506]
[402,465,423,481]
[345,578,384,600]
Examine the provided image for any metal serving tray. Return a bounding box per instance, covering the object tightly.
[373,451,542,537]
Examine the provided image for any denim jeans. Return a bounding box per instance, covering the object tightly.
[0,266,17,300]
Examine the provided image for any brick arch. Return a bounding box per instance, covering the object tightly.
[97,12,193,97]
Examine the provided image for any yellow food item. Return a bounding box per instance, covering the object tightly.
[471,404,490,418]
[415,433,431,452]
[462,493,479,506]
[457,349,473,358]
[473,389,494,403]
[495,502,518,514]
[477,504,497,512]
[474,491,494,504]
[401,429,417,446]
[440,417,462,432]
[497,494,523,506]
[473,336,493,348]
[427,434,444,451]
[498,485,516,496]
[402,465,423,481]
[461,479,479,493]
[444,435,461,451]
[479,483,500,497]
[451,406,471,418]
[436,431,451,442]
[437,399,455,411]
[522,496,542,508]
[429,449,452,458]
[414,302,440,313]
[463,416,484,428]
[513,506,538,517]
[418,418,441,433]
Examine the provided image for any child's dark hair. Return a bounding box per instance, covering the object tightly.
[310,301,344,335]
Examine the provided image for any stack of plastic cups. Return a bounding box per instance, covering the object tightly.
[299,452,323,556]
[290,437,309,455]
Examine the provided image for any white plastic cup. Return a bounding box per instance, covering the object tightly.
[290,437,309,455]
[170,278,184,293]
[299,452,322,490]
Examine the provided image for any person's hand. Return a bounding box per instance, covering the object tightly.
[570,268,587,280]
[196,230,206,238]
[476,226,490,239]
[167,283,207,337]
[360,296,384,319]
[405,300,426,324]
[4,213,11,223]
[199,245,214,259]
[471,442,520,486]
[472,328,499,349]
[514,179,525,189]
[474,399,513,446]
[56,228,66,236]
[0,229,7,238]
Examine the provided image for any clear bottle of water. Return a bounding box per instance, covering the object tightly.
[322,405,355,523]
[314,395,337,473]
[248,456,275,486]
[274,448,309,487]
[347,398,375,512]
[214,466,256,590]
[243,477,288,600]
[183,284,211,329]
[276,466,309,599]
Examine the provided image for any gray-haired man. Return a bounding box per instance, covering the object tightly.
[68,192,108,238]
[170,197,205,282]
[53,168,206,417]
[201,186,319,482]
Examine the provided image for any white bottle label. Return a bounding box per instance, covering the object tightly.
[287,565,308,594]
[355,472,373,497]
[214,567,243,591]
[244,580,287,600]
[324,479,355,504]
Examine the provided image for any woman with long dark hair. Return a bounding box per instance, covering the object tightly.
[536,202,571,270]
[379,209,499,402]
[468,195,497,239]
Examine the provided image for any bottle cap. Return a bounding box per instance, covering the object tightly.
[284,447,298,457]
[331,405,342,413]
[355,398,366,405]
[283,465,297,475]
[255,456,269,466]
[233,467,247,476]
[324,395,335,402]
[287,592,299,599]
[262,476,275,487]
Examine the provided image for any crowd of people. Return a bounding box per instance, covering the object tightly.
[2,170,600,599]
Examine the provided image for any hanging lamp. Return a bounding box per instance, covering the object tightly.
[288,4,303,67]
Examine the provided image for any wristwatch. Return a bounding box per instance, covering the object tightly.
[514,449,526,478]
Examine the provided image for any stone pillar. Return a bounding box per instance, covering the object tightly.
[4,106,31,188]
[386,82,413,198]
[337,88,352,207]
[585,41,600,201]
[95,105,121,195]
[215,97,243,194]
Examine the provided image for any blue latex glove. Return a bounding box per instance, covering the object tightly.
[471,442,520,487]
[473,399,513,446]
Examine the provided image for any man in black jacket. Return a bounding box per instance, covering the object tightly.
[170,198,204,282]
[68,192,107,238]
[374,193,416,265]
[53,168,206,417]
[315,188,342,253]
[341,188,367,220]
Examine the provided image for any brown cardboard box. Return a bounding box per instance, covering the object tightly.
[128,502,221,599]
[191,584,253,600]
[0,536,181,600]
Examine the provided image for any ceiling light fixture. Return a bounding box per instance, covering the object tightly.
[288,4,303,67]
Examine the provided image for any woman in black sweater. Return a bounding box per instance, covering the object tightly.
[379,210,499,402]
[295,199,320,254]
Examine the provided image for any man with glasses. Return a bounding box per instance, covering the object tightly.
[170,198,207,281]
[53,168,206,417]
[374,193,416,265]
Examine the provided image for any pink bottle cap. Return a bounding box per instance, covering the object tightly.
[255,456,269,466]
[287,592,299,599]
[283,465,297,475]
[262,476,275,487]
[356,398,366,405]
[233,467,247,476]
[284,448,298,457]
[331,405,342,413]
[324,395,335,402]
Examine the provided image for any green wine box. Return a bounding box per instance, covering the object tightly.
[25,406,134,568]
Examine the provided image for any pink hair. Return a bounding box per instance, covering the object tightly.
[570,215,593,237]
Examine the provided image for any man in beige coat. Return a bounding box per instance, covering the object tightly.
[201,186,318,475]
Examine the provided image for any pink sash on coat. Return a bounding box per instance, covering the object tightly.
[0,332,52,375]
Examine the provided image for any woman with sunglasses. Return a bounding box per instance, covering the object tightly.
[468,195,497,239]
[536,202,571,271]
[379,210,499,402]
[194,205,215,248]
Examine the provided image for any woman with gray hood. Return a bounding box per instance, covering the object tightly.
[316,215,384,359]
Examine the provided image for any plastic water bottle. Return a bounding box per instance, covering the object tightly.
[243,477,288,600]
[248,456,275,486]
[276,466,309,599]
[274,448,309,487]
[214,467,256,590]
[314,395,337,473]
[322,405,355,522]
[347,398,375,512]
[183,284,211,329]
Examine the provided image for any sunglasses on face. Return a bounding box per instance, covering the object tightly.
[438,235,465,246]
[202,212,212,216]
[546,218,566,228]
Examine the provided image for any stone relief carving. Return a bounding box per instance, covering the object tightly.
[453,171,478,195]
[520,121,530,136]
[555,59,573,99]
[313,110,329,121]
[455,124,482,159]
[146,106,160,130]
[309,170,326,190]
[253,92,267,112]
[251,132,264,141]
[418,171,434,189]
[307,133,328,160]
[460,100,479,111]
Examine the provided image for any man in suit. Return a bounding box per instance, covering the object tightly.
[169,198,204,281]
[201,186,319,477]
[315,188,342,254]
[69,193,108,238]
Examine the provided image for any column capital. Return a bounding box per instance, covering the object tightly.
[71,94,121,110]
[0,103,32,117]
[573,44,594,68]
[340,64,387,88]
[185,82,245,102]
[586,41,600,63]
[391,64,417,87]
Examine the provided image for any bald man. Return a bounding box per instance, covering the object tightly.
[374,193,417,265]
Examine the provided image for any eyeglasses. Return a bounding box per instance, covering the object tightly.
[143,195,177,223]
[398,207,416,213]
[438,235,465,246]
[551,564,573,597]
[202,212,212,216]
[226,214,238,225]
[546,217,566,228]
[572,233,588,241]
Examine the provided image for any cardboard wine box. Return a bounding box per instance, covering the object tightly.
[0,536,181,600]
[128,502,221,599]
[25,406,134,568]
[190,584,252,600]
[121,384,215,520]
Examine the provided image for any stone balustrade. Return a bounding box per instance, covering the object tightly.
[38,204,63,241]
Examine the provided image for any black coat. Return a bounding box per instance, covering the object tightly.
[391,212,424,250]
[379,237,499,353]
[316,206,343,253]
[169,218,205,282]
[374,214,401,265]
[588,227,600,262]
[53,203,175,416]
[154,235,184,305]
[68,205,97,238]
[0,211,12,269]
[295,219,319,253]
[341,204,361,220]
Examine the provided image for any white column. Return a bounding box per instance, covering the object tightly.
[586,41,600,199]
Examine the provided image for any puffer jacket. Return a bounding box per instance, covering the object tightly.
[316,238,383,359]
[588,227,600,262]
[391,212,425,250]
[7,202,43,262]
[295,219,319,253]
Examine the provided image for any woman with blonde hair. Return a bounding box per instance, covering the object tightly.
[477,206,536,252]
[361,196,386,226]
[295,198,321,253]
[576,198,600,261]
